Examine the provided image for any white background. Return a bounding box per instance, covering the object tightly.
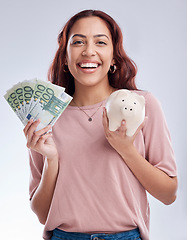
[0,0,187,239]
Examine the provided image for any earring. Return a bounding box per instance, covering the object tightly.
[63,63,69,73]
[110,65,117,74]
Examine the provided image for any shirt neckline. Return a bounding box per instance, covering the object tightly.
[68,98,107,110]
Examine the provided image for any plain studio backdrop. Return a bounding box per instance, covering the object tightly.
[0,0,186,239]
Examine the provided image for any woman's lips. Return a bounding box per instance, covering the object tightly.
[79,62,99,68]
[77,62,101,73]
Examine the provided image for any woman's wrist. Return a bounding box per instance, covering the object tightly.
[119,144,137,162]
[46,154,59,168]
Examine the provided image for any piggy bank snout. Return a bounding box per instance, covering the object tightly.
[121,103,136,116]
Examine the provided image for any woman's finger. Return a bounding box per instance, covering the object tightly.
[36,132,52,146]
[102,107,111,137]
[28,124,52,148]
[118,120,127,135]
[26,119,41,147]
[35,124,52,136]
[102,108,108,128]
[23,119,33,136]
[29,124,52,147]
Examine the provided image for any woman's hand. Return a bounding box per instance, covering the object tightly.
[23,119,58,160]
[102,107,144,156]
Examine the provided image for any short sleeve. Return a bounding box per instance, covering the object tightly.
[29,149,45,200]
[142,92,177,177]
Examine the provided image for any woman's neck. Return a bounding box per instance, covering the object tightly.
[71,85,115,107]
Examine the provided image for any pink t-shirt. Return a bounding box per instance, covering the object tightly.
[29,91,177,240]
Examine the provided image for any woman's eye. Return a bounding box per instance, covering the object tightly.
[97,41,107,45]
[72,40,84,45]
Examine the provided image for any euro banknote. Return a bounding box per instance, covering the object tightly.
[4,79,72,131]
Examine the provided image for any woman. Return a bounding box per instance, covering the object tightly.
[24,10,177,240]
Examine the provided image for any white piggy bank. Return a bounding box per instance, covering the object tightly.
[106,89,145,136]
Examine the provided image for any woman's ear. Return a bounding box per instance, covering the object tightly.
[65,57,68,65]
[111,58,116,66]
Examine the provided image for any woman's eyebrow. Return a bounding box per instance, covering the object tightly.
[93,34,109,39]
[72,34,86,38]
[71,34,109,39]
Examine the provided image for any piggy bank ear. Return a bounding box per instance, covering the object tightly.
[136,95,145,106]
[106,90,129,109]
[116,90,129,98]
[106,91,118,110]
[109,89,129,100]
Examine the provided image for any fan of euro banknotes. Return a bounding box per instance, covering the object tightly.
[4,78,73,131]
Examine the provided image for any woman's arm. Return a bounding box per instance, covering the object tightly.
[30,156,58,224]
[119,141,177,205]
[103,109,178,205]
[24,119,59,224]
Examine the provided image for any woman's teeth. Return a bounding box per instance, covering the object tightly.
[79,63,99,68]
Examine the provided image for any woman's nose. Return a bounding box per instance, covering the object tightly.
[82,44,96,57]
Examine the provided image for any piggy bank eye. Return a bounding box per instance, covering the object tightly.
[122,99,125,102]
[134,102,136,104]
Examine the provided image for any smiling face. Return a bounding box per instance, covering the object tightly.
[66,16,114,90]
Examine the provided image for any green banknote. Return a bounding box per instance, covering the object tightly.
[25,82,70,131]
[21,79,36,115]
[24,79,49,118]
[4,79,72,130]
[13,82,24,111]
[4,86,25,122]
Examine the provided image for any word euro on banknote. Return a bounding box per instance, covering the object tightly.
[4,79,72,131]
